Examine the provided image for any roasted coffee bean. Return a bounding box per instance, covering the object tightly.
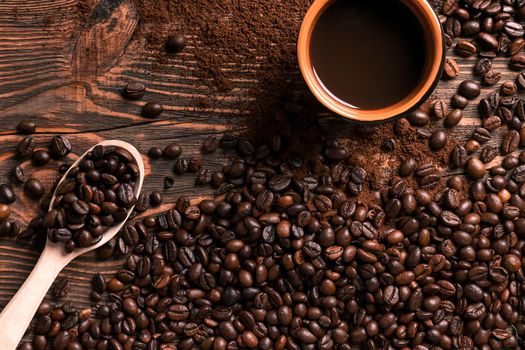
[458,80,481,99]
[174,158,188,174]
[504,21,525,38]
[123,82,146,100]
[135,193,150,212]
[475,58,492,77]
[408,110,429,126]
[444,109,462,127]
[17,136,35,158]
[510,53,525,70]
[399,158,417,177]
[462,20,480,36]
[429,130,447,151]
[49,136,71,159]
[150,191,162,207]
[17,120,36,135]
[442,0,457,16]
[24,178,45,199]
[13,166,27,183]
[478,32,499,50]
[451,145,467,168]
[187,157,202,172]
[31,150,50,166]
[465,157,486,179]
[53,278,71,298]
[202,135,220,154]
[0,184,16,204]
[472,127,491,143]
[451,94,469,109]
[501,81,517,96]
[141,102,163,118]
[483,70,502,85]
[443,57,460,79]
[163,143,182,159]
[164,176,175,189]
[516,72,525,90]
[501,129,520,154]
[0,204,10,222]
[432,100,448,119]
[148,146,163,159]
[483,116,501,131]
[480,145,499,163]
[165,34,185,53]
[455,40,477,57]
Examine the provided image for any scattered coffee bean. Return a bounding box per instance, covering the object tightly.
[510,53,525,70]
[17,136,35,158]
[501,81,517,96]
[443,57,460,79]
[164,176,175,189]
[24,178,45,199]
[444,109,462,128]
[516,72,525,90]
[141,102,163,118]
[202,135,220,154]
[408,110,429,126]
[165,34,186,53]
[429,130,447,151]
[474,58,492,76]
[501,129,520,155]
[52,278,70,299]
[0,184,16,204]
[163,143,182,159]
[465,156,486,178]
[432,100,448,119]
[32,150,50,166]
[477,32,499,50]
[455,40,477,57]
[123,82,146,100]
[0,204,10,221]
[50,136,72,159]
[17,121,36,135]
[451,94,469,109]
[483,70,502,85]
[458,80,481,99]
[148,146,163,159]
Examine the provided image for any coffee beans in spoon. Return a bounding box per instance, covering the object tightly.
[47,145,139,252]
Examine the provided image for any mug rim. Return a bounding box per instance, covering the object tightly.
[297,0,445,123]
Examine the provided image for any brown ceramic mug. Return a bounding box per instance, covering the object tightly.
[298,0,445,123]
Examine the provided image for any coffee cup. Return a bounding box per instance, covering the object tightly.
[297,0,445,123]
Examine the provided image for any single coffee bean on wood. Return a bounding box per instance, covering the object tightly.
[16,121,36,135]
[141,102,163,118]
[165,34,186,53]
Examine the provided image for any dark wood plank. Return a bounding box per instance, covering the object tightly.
[0,0,523,346]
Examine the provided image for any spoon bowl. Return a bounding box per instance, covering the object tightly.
[0,140,144,350]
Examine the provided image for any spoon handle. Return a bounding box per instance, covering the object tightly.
[0,247,67,350]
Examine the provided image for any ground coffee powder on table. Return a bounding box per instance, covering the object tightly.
[131,0,311,117]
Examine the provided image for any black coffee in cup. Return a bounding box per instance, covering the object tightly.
[310,0,427,110]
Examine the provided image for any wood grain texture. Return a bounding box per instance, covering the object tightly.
[0,0,522,346]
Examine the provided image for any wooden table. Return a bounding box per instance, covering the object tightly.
[0,0,519,345]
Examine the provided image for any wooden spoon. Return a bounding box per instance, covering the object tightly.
[0,140,144,350]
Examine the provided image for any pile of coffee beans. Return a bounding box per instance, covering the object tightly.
[13,125,525,349]
[20,301,92,350]
[46,145,139,252]
[442,0,525,73]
